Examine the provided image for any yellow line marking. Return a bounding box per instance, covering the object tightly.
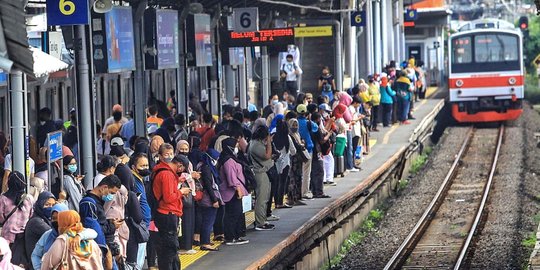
[369,139,377,147]
[382,124,399,144]
[425,86,438,98]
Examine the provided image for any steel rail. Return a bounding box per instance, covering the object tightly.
[454,124,505,269]
[383,126,475,270]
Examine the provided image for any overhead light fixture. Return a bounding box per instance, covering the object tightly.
[93,0,113,13]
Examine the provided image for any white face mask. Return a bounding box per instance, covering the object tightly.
[234,101,239,107]
[233,147,239,155]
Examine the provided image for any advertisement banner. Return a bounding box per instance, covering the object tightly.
[105,6,135,72]
[194,14,213,67]
[156,10,179,69]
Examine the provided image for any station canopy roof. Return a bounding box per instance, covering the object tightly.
[30,47,69,78]
[0,0,34,75]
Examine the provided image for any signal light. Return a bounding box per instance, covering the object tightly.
[518,16,528,30]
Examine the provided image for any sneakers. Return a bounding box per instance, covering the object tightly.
[255,223,276,231]
[225,238,250,245]
[178,249,197,255]
[313,194,331,198]
[324,181,337,186]
[349,168,360,172]
[303,192,313,199]
[267,214,280,221]
[401,120,411,125]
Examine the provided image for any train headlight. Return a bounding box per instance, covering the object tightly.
[455,79,464,87]
[508,77,516,85]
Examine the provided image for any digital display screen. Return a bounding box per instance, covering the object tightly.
[0,70,6,86]
[194,14,213,67]
[156,10,179,69]
[223,28,295,48]
[105,6,135,72]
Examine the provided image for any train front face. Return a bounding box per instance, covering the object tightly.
[448,29,524,123]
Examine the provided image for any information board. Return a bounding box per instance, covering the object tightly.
[222,28,295,48]
[105,7,136,72]
[46,0,89,26]
[156,10,180,69]
[47,131,63,162]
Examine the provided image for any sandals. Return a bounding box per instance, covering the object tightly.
[201,246,219,251]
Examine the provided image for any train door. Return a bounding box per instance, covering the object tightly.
[408,45,422,62]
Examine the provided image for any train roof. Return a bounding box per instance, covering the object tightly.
[457,18,516,32]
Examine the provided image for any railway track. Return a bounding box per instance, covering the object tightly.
[384,125,505,270]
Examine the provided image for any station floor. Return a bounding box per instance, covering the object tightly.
[182,87,444,270]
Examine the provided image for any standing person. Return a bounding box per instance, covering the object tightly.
[62,155,84,211]
[318,66,336,102]
[103,104,129,133]
[0,236,24,270]
[24,192,55,263]
[196,151,222,251]
[319,104,336,185]
[394,71,413,125]
[296,104,316,199]
[129,153,151,269]
[79,175,123,268]
[367,77,381,131]
[0,171,34,266]
[167,90,177,111]
[274,118,296,208]
[309,112,331,198]
[174,154,198,255]
[152,143,191,270]
[196,113,216,152]
[89,155,117,190]
[147,105,164,128]
[174,114,189,143]
[41,210,104,270]
[262,95,279,119]
[280,54,303,97]
[286,118,306,206]
[380,76,396,127]
[249,125,276,231]
[103,185,130,267]
[218,138,249,245]
[36,108,57,147]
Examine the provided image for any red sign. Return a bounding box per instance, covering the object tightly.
[223,28,295,48]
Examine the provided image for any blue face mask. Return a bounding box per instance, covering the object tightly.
[43,207,53,219]
[68,164,77,174]
[102,193,115,202]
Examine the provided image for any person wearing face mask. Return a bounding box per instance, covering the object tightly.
[103,104,129,135]
[195,113,216,153]
[36,107,56,148]
[62,155,85,211]
[24,192,56,263]
[152,143,191,270]
[262,94,279,119]
[0,171,34,266]
[233,96,240,108]
[129,153,151,269]
[280,54,303,98]
[79,175,123,267]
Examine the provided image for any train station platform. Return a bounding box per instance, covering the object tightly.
[183,87,445,270]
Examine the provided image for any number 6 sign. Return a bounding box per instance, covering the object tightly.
[47,0,90,26]
[233,7,259,32]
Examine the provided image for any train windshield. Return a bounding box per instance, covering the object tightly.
[451,32,520,73]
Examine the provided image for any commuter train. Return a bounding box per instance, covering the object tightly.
[448,18,524,122]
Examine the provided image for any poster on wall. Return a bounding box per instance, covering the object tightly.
[156,10,179,69]
[104,6,135,72]
[194,14,212,67]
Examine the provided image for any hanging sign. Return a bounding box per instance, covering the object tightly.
[351,11,366,27]
[47,0,90,26]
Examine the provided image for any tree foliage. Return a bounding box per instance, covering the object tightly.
[523,15,540,73]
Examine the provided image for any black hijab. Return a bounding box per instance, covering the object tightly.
[33,191,55,224]
[5,171,26,207]
[274,118,290,151]
[217,137,240,169]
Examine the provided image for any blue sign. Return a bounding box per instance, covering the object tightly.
[405,9,418,21]
[351,11,366,27]
[156,10,180,69]
[47,132,63,162]
[0,71,7,86]
[46,0,89,26]
[105,6,136,72]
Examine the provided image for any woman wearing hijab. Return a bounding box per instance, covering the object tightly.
[0,172,33,252]
[196,150,222,251]
[62,155,84,211]
[41,210,103,270]
[129,153,151,269]
[175,154,198,254]
[122,171,144,268]
[103,184,130,266]
[286,119,305,206]
[274,118,296,208]
[149,135,165,167]
[25,192,55,263]
[0,236,23,270]
[218,137,249,245]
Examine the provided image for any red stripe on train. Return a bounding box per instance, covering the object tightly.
[449,75,523,88]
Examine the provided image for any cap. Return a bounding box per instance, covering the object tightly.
[296,104,307,114]
[70,108,76,113]
[112,104,123,112]
[147,125,158,135]
[319,103,332,112]
[110,136,124,146]
[109,144,126,157]
[52,203,69,213]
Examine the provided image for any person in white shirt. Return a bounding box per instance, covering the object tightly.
[2,153,35,193]
[280,54,303,98]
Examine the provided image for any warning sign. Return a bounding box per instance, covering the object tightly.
[294,26,333,38]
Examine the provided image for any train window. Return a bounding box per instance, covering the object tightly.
[474,34,518,63]
[452,36,472,64]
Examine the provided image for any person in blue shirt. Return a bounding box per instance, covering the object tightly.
[130,153,152,269]
[120,112,135,148]
[296,104,318,199]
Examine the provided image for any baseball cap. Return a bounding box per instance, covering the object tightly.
[296,104,307,114]
[319,103,332,112]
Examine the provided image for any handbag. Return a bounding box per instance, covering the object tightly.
[0,193,27,227]
[52,235,69,270]
[126,218,149,243]
[193,179,204,202]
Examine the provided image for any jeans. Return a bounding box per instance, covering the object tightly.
[382,103,393,126]
[397,98,411,122]
[224,196,245,241]
[345,130,354,170]
[301,154,312,196]
[146,231,159,267]
[310,155,324,196]
[254,171,271,225]
[275,166,290,205]
[199,206,218,245]
[266,170,279,217]
[323,153,334,183]
[154,212,180,270]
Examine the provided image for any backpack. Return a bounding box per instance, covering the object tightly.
[146,168,168,220]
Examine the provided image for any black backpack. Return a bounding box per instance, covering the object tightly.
[146,167,168,220]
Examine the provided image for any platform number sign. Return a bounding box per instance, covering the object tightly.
[46,0,89,26]
[233,8,259,32]
[404,9,418,21]
[351,11,366,27]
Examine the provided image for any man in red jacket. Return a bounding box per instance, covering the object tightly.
[153,143,190,270]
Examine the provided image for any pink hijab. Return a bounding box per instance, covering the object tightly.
[336,92,353,122]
